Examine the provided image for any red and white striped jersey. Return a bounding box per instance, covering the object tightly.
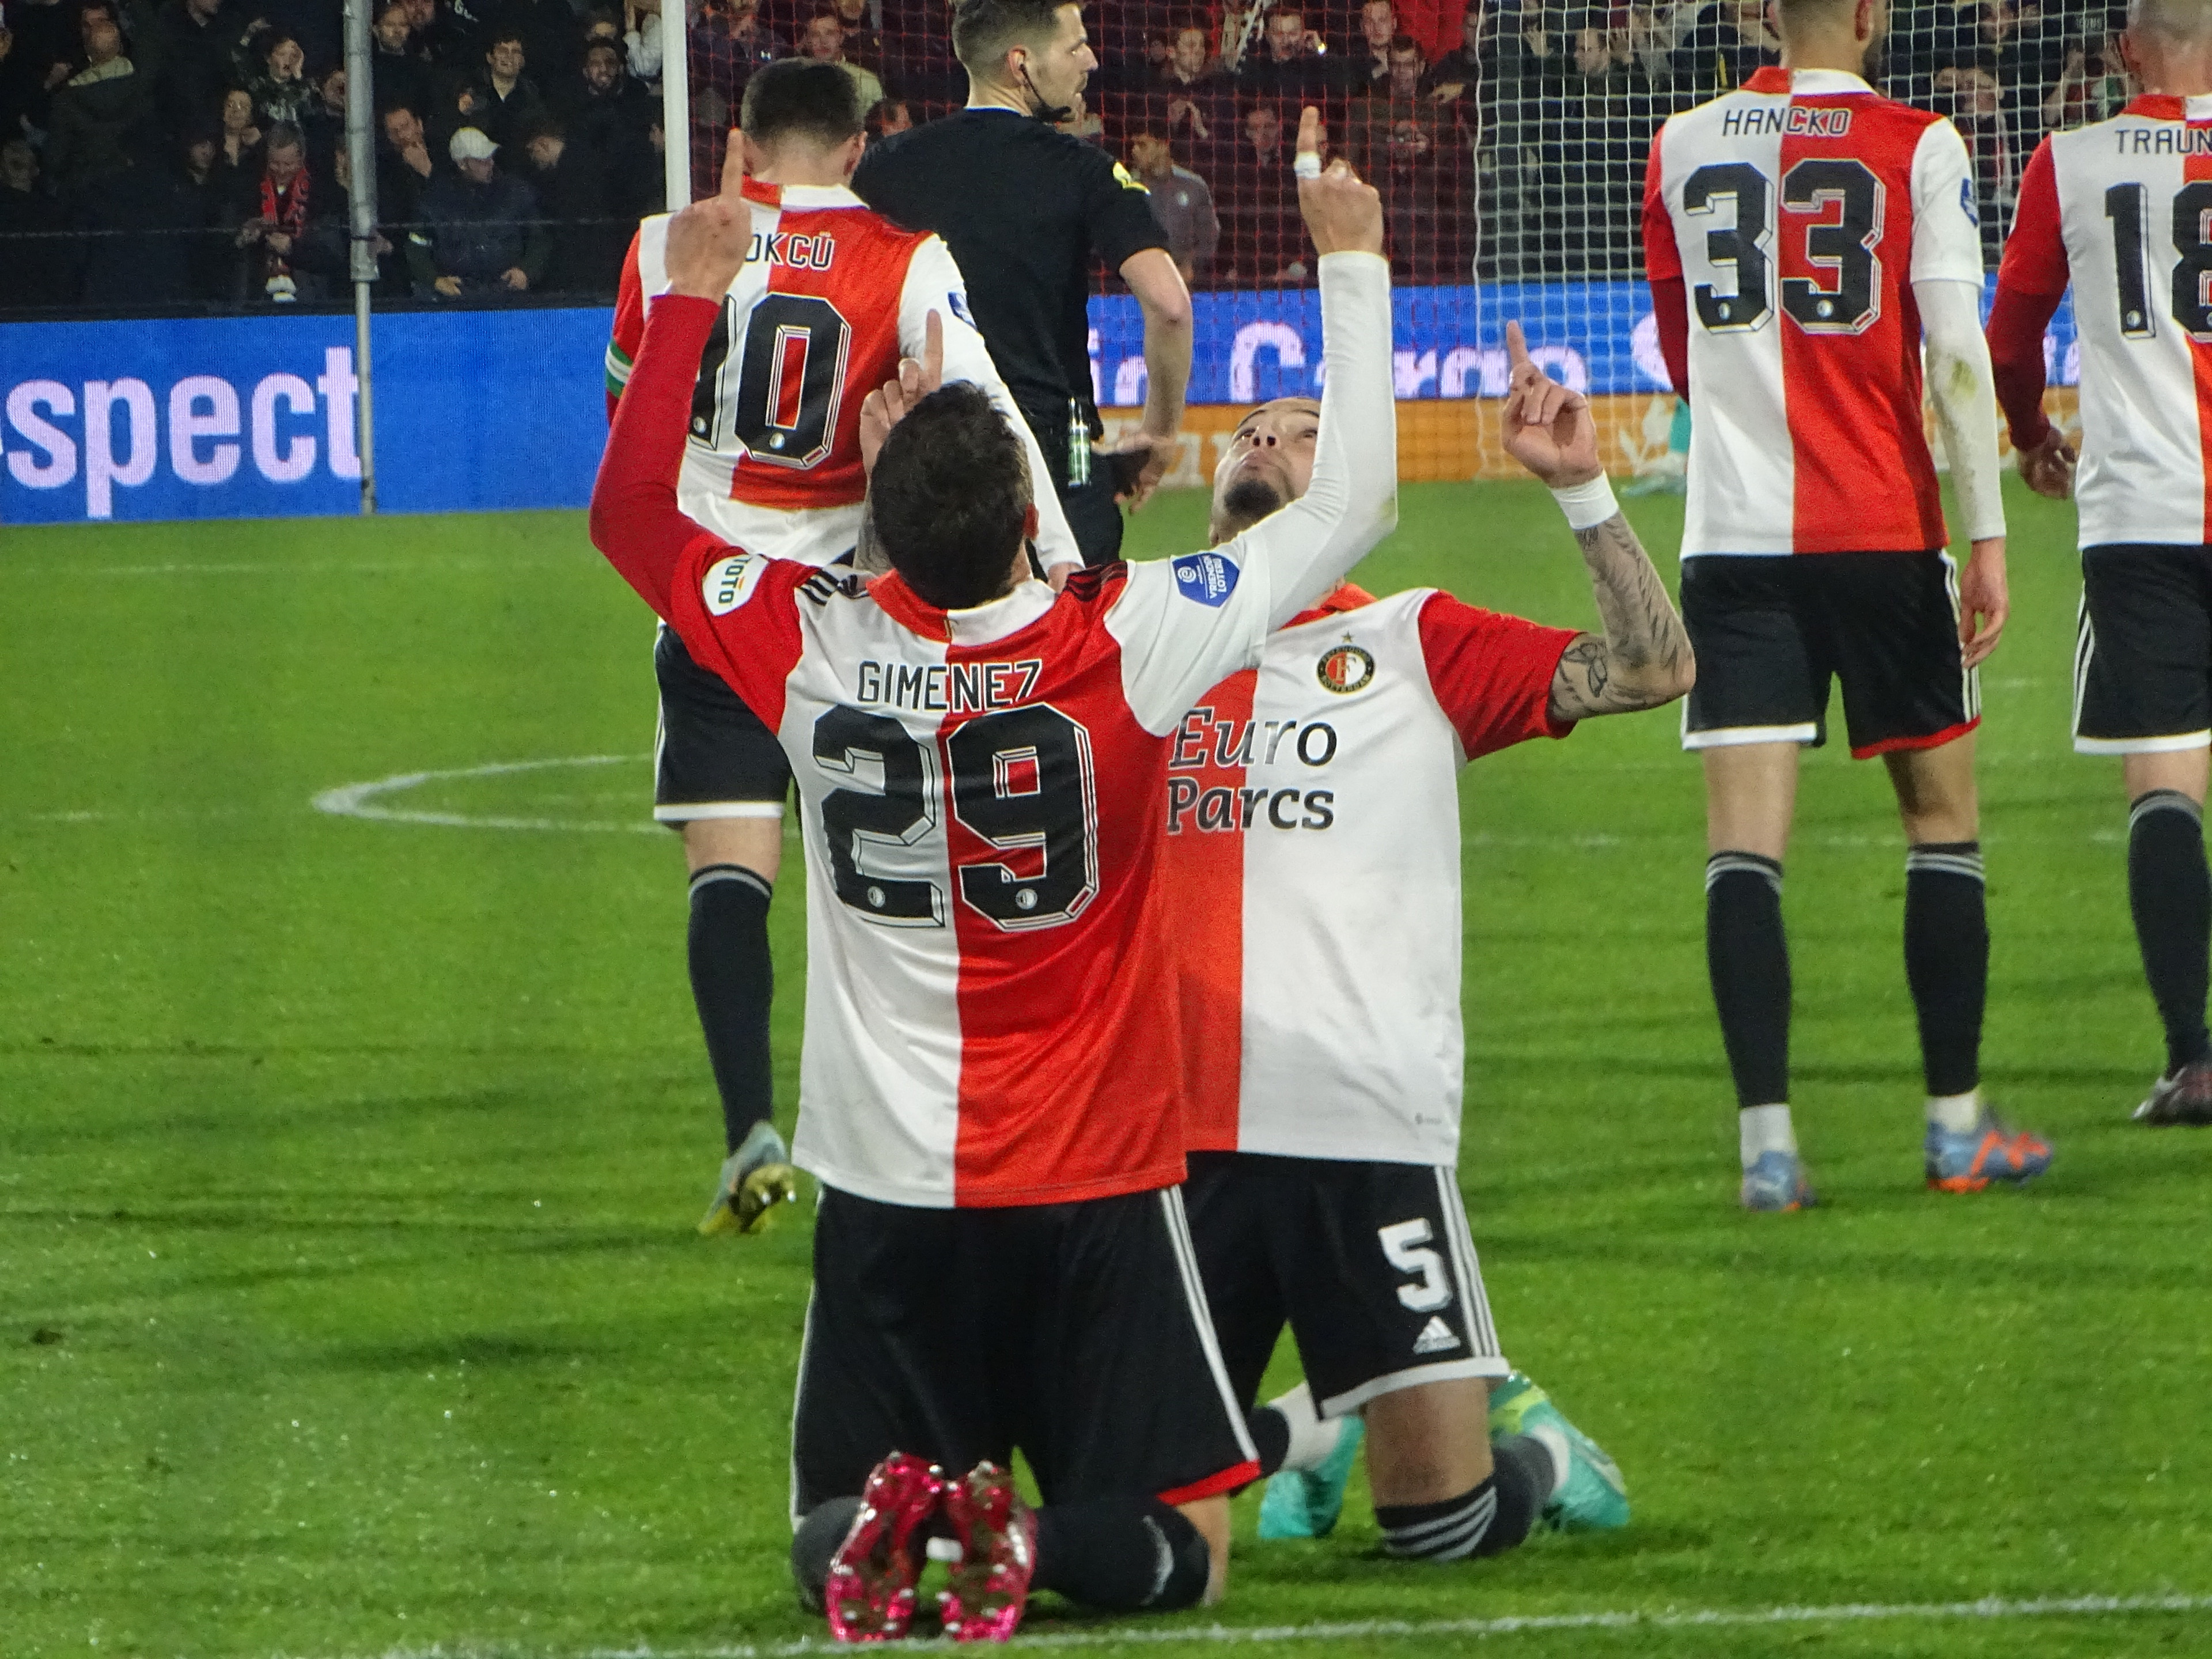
[1161,586,1577,1168]
[1643,67,1986,555]
[607,180,1077,570]
[1997,97,2212,548]
[592,257,1397,1209]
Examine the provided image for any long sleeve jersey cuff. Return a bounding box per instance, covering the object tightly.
[1916,279,2006,546]
[1255,251,1399,632]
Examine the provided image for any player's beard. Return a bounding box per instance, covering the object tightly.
[1218,475,1287,539]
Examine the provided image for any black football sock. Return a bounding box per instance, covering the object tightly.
[1374,1436,1543,1563]
[790,1497,863,1614]
[1903,842,1987,1099]
[2128,790,2212,1075]
[687,864,775,1156]
[1034,1498,1211,1611]
[1246,1406,1291,1478]
[1706,853,1790,1107]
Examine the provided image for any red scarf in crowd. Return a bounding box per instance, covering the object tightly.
[260,166,310,277]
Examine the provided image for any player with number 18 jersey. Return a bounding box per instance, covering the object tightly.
[1987,74,2212,1124]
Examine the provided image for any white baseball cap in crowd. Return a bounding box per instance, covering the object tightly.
[449,126,499,162]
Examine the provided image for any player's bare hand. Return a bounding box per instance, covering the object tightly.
[1112,432,1174,509]
[859,308,945,474]
[1500,321,1601,487]
[1294,107,1382,257]
[665,194,750,298]
[2017,431,2077,500]
[1958,536,2008,668]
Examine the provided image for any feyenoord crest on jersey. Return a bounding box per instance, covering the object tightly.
[1316,640,1376,695]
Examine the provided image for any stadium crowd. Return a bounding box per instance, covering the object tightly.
[0,0,2127,312]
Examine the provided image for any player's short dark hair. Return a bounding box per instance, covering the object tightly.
[869,384,1032,611]
[953,0,1075,76]
[741,57,864,147]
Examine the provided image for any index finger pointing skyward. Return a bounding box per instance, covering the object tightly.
[1505,319,1532,373]
[1297,106,1321,158]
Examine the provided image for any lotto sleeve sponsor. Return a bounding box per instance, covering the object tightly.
[1415,593,1581,759]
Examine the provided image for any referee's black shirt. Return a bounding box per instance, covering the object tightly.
[853,107,1169,469]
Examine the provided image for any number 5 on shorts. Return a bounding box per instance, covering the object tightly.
[1378,1218,1452,1313]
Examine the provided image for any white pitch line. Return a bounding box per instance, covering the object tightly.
[311,1592,2212,1659]
[312,756,662,835]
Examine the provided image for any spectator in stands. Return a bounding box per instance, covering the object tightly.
[1,0,82,150]
[1623,0,1694,84]
[604,108,663,221]
[403,0,475,69]
[622,0,665,85]
[0,135,78,308]
[459,29,549,148]
[2042,27,2129,130]
[46,2,153,192]
[517,113,621,292]
[558,38,653,154]
[143,0,251,135]
[1218,100,1310,286]
[1570,9,1645,90]
[1340,0,1401,96]
[305,61,349,173]
[1239,7,1335,104]
[832,0,882,72]
[1127,113,1218,286]
[692,0,780,128]
[1150,21,1234,148]
[1932,54,2008,254]
[1670,0,1777,91]
[799,8,884,115]
[1425,1,1490,107]
[872,95,915,140]
[482,0,584,88]
[378,102,441,225]
[75,144,202,302]
[176,119,240,293]
[1346,33,1457,278]
[408,123,547,297]
[294,145,408,295]
[372,0,433,114]
[220,118,316,300]
[236,29,318,125]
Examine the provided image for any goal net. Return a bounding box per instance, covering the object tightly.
[671,0,2104,486]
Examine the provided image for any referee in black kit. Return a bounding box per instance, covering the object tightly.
[853,0,1194,566]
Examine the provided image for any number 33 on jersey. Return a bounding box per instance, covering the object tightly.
[606,179,1078,570]
[1643,66,1986,556]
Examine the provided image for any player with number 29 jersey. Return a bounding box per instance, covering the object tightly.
[607,179,1080,574]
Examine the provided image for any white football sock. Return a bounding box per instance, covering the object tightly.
[1738,1103,1796,1169]
[1267,1381,1344,1474]
[1926,1088,1983,1134]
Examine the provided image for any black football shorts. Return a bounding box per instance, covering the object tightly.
[1680,551,1979,760]
[1181,1152,1506,1420]
[652,622,790,823]
[789,1184,1259,1519]
[2074,544,2212,755]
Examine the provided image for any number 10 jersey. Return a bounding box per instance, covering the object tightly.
[1642,67,1985,556]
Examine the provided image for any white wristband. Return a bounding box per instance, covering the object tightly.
[1294,153,1323,180]
[1550,476,1619,532]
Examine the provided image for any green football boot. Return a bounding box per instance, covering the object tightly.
[1256,1415,1365,1540]
[1487,1372,1628,1533]
[698,1119,800,1236]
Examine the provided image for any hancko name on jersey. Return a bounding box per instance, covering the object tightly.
[2112,125,2212,156]
[746,230,836,271]
[853,656,1044,713]
[1719,104,1854,139]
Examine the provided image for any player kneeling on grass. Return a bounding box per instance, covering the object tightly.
[1643,0,2053,1209]
[591,113,1395,1641]
[1164,324,1689,1559]
[1986,0,2212,1127]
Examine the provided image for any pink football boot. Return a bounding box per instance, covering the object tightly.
[937,1461,1039,1643]
[824,1453,944,1642]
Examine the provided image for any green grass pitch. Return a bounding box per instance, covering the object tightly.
[5,478,2211,1659]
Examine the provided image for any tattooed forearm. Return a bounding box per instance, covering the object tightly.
[1546,511,1695,723]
